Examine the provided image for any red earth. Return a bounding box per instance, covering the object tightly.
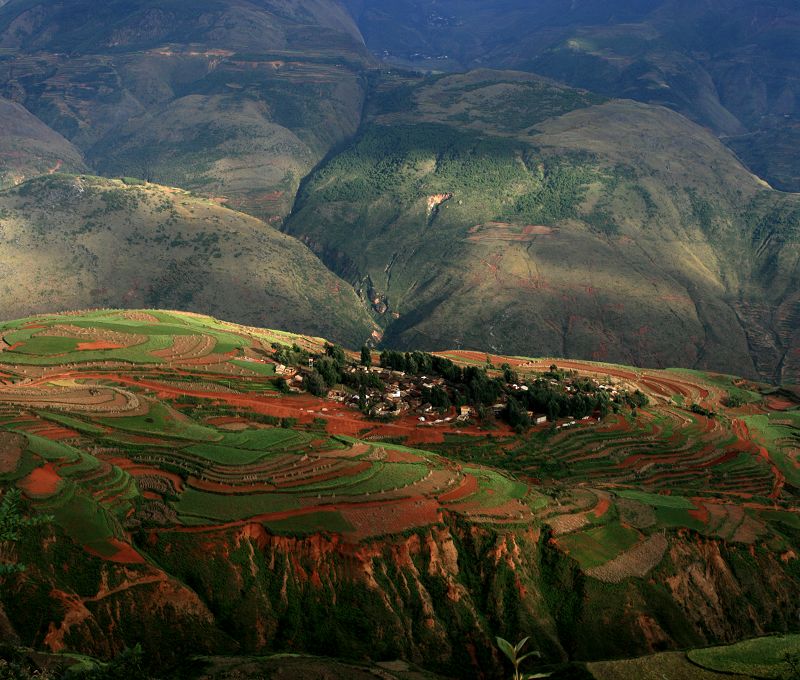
[20,463,61,497]
[75,341,125,351]
[593,497,611,518]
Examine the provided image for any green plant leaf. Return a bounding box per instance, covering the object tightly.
[517,651,542,664]
[496,637,516,662]
[514,636,531,653]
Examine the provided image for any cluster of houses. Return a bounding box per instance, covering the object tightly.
[323,365,560,427]
[328,365,456,421]
[266,353,623,429]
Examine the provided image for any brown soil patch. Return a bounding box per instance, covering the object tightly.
[119,311,160,323]
[76,341,125,351]
[0,432,24,474]
[19,463,61,497]
[385,449,425,463]
[341,499,441,539]
[439,473,478,503]
[766,395,796,411]
[85,538,145,565]
[466,222,555,242]
[593,497,611,518]
[688,502,710,524]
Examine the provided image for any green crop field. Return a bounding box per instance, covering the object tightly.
[615,490,695,509]
[230,360,276,376]
[263,511,354,535]
[557,523,641,569]
[97,403,221,442]
[173,488,300,522]
[184,443,283,466]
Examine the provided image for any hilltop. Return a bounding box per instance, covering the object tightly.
[286,70,800,384]
[0,309,798,677]
[0,175,375,345]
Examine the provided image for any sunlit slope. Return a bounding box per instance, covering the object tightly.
[286,71,800,383]
[0,175,375,345]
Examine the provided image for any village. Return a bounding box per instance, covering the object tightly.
[268,345,636,432]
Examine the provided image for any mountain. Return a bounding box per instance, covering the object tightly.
[0,0,370,220]
[0,174,375,345]
[345,0,800,192]
[285,70,800,384]
[0,96,87,189]
[0,310,798,678]
[0,0,796,385]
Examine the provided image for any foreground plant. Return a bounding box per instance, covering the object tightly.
[496,636,550,679]
[0,489,51,577]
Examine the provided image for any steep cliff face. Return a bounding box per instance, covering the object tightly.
[143,521,563,676]
[3,518,800,677]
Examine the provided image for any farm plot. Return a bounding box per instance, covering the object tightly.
[585,533,668,582]
[96,402,221,441]
[174,488,301,522]
[742,413,800,487]
[556,523,641,569]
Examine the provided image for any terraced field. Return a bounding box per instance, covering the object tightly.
[0,309,798,581]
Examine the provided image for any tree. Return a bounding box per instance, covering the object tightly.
[496,637,549,679]
[360,345,372,367]
[722,393,745,408]
[303,370,327,397]
[325,343,347,369]
[0,489,51,577]
[504,397,530,431]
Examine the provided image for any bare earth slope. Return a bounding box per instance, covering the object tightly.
[286,71,800,383]
[0,174,375,345]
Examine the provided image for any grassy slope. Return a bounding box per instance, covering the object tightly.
[286,70,800,383]
[0,175,375,346]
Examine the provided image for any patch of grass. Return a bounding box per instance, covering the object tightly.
[35,410,107,434]
[230,359,276,376]
[174,488,300,522]
[557,522,640,569]
[743,414,800,487]
[263,511,354,535]
[97,402,220,442]
[688,634,800,678]
[11,336,80,356]
[615,489,695,509]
